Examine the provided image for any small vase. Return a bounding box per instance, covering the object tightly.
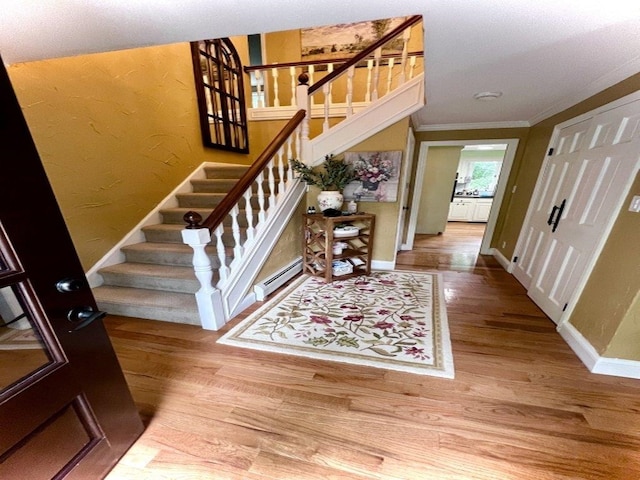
[317,190,343,211]
[362,180,380,191]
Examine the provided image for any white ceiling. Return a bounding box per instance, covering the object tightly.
[1,0,639,130]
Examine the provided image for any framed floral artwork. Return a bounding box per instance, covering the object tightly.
[343,151,402,202]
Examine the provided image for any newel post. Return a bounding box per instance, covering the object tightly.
[296,72,311,163]
[181,211,226,331]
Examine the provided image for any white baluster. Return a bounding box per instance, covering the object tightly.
[230,205,243,259]
[277,146,286,193]
[267,159,276,209]
[243,188,255,242]
[256,171,266,223]
[272,67,280,107]
[365,59,373,102]
[326,63,333,105]
[346,65,355,117]
[372,47,382,101]
[409,56,417,80]
[296,77,310,163]
[285,134,293,184]
[399,27,411,84]
[181,227,226,330]
[255,70,265,108]
[323,82,330,132]
[213,224,229,283]
[294,125,301,168]
[386,57,395,95]
[308,65,315,106]
[289,66,296,106]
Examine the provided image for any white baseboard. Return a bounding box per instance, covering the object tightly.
[491,248,513,273]
[85,162,220,287]
[557,322,640,379]
[372,260,395,271]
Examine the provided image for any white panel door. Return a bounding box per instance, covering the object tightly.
[514,95,640,323]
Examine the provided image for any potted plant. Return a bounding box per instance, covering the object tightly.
[290,154,356,211]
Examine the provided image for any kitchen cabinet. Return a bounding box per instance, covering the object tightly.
[448,197,493,222]
[448,199,474,221]
[302,213,375,283]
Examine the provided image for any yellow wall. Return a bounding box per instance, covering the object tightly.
[7,41,282,269]
[304,119,411,263]
[569,173,640,357]
[416,147,462,234]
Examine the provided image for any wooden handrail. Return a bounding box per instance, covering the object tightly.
[243,50,424,73]
[199,109,306,231]
[308,15,422,96]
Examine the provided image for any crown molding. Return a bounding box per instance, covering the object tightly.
[527,58,640,126]
[413,120,530,132]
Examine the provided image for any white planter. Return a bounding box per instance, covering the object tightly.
[317,190,343,211]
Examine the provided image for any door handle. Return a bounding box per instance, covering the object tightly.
[547,205,559,225]
[67,306,107,332]
[551,199,566,233]
[56,277,87,293]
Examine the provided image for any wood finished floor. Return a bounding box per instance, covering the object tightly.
[105,223,640,479]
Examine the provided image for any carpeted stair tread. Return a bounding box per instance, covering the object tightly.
[121,242,227,267]
[94,285,200,325]
[98,262,200,293]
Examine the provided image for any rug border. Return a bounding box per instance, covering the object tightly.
[219,270,454,378]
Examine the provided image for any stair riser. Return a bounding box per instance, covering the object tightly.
[160,209,259,227]
[177,193,271,209]
[122,247,228,268]
[96,300,201,325]
[204,166,248,180]
[100,271,202,294]
[191,179,279,194]
[143,227,247,246]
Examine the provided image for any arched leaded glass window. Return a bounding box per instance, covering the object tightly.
[191,38,249,153]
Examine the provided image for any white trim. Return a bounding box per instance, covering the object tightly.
[310,74,425,164]
[527,58,640,126]
[395,127,416,257]
[224,181,307,318]
[372,260,395,271]
[479,140,517,255]
[557,322,640,380]
[85,161,217,287]
[413,120,529,132]
[404,141,429,251]
[490,248,513,273]
[249,102,371,121]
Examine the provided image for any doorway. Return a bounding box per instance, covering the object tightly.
[402,139,518,257]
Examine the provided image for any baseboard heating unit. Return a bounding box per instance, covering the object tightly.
[253,257,303,301]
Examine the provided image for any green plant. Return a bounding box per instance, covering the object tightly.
[290,154,356,190]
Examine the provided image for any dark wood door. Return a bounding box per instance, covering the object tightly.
[0,58,143,478]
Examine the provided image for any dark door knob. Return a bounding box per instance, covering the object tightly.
[67,306,107,332]
[56,277,87,293]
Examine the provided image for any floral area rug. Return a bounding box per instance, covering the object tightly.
[219,270,454,378]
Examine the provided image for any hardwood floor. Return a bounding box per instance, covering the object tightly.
[104,223,640,479]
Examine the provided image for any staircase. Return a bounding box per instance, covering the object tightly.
[93,164,250,324]
[91,16,425,329]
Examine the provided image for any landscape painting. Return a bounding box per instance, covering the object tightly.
[301,17,407,62]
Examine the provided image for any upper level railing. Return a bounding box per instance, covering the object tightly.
[244,15,423,128]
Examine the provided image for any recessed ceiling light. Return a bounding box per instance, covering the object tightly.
[473,91,503,101]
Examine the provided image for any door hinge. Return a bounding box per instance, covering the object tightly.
[513,256,518,263]
[548,148,554,156]
[562,303,568,312]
